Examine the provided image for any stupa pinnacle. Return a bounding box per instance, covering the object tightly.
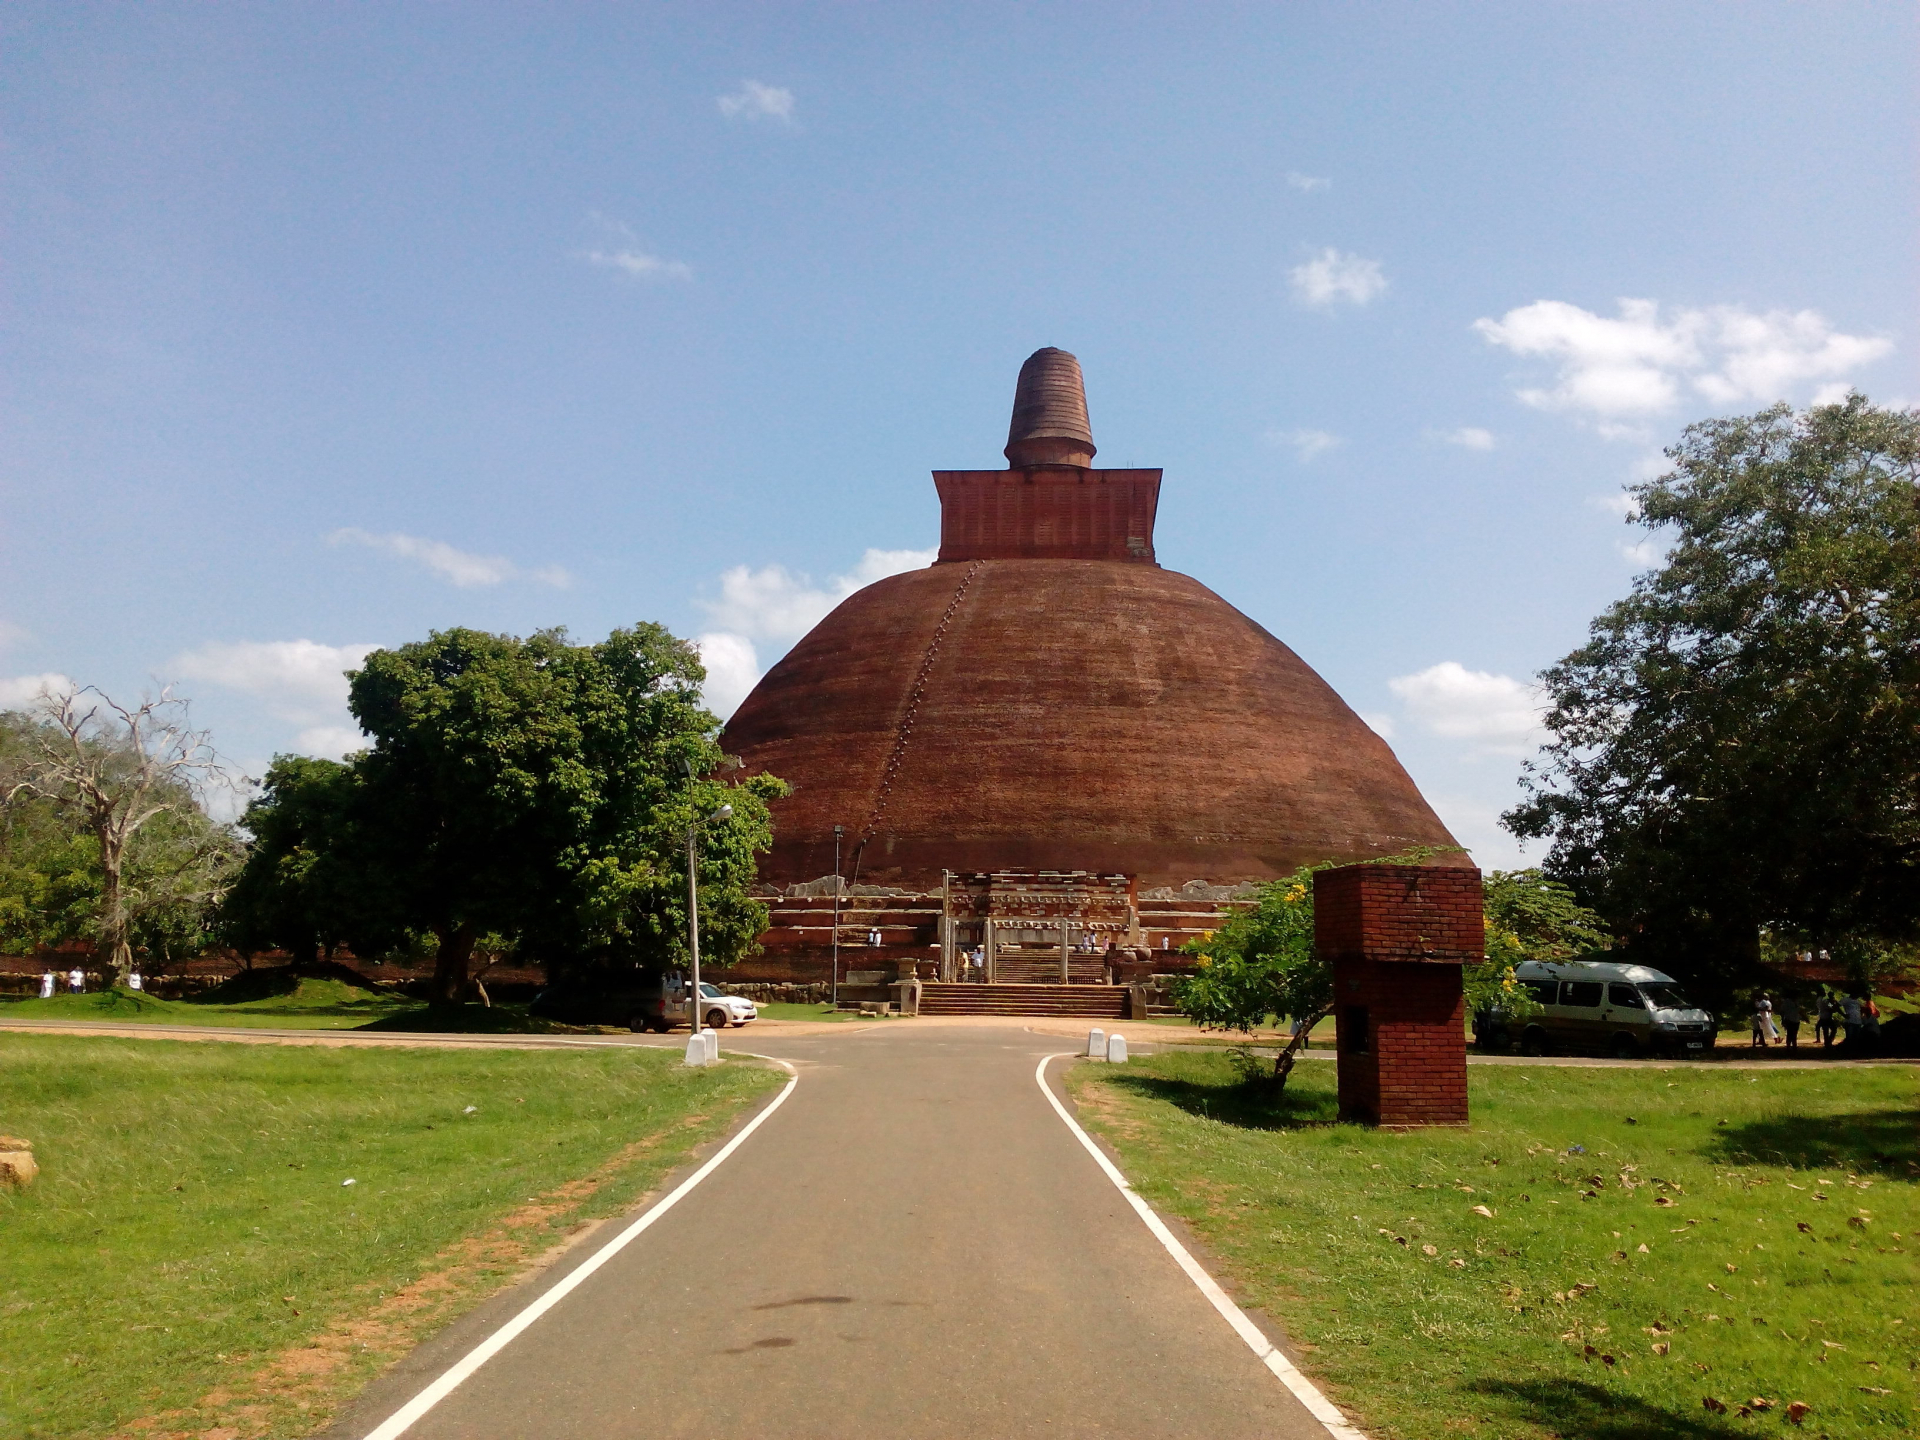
[1005,347,1097,467]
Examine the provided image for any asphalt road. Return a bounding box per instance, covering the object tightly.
[321,1022,1336,1440]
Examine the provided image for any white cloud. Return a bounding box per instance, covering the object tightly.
[1289,248,1387,308]
[718,80,795,124]
[171,640,378,758]
[1619,539,1665,568]
[698,546,936,643]
[328,529,571,589]
[693,546,936,721]
[1359,711,1396,739]
[1593,492,1639,518]
[1438,426,1496,451]
[1388,661,1544,756]
[172,639,376,711]
[1285,171,1331,192]
[1268,428,1342,462]
[1473,298,1891,435]
[0,672,75,710]
[584,249,692,283]
[294,726,368,760]
[694,633,762,721]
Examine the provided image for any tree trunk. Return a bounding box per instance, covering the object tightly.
[431,922,476,1006]
[96,841,133,989]
[1271,1005,1333,1091]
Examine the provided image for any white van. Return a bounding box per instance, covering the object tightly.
[1478,960,1716,1058]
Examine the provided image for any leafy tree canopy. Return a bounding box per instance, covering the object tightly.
[226,622,786,1002]
[1504,396,1920,1004]
[1,701,238,977]
[1173,863,1604,1050]
[220,754,364,965]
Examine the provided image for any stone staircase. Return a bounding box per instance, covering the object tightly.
[918,982,1128,1018]
[986,945,1109,985]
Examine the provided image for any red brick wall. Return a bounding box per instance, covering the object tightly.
[1314,864,1483,964]
[932,468,1161,562]
[1317,864,1480,1127]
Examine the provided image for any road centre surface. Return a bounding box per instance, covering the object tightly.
[323,1022,1338,1440]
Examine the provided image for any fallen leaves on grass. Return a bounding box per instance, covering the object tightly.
[1787,1401,1810,1424]
[1470,1204,1494,1218]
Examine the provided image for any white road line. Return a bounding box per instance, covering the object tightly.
[360,1060,800,1440]
[1035,1054,1369,1440]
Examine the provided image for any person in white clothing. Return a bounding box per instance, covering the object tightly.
[67,967,85,993]
[127,972,143,991]
[39,970,56,999]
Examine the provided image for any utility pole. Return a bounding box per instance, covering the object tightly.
[681,755,731,1041]
[831,824,844,1010]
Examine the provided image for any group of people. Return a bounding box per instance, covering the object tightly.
[34,968,142,998]
[1749,987,1882,1052]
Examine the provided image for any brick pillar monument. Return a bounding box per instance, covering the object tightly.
[1313,863,1482,1127]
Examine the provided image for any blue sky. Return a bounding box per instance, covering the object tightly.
[4,3,1914,866]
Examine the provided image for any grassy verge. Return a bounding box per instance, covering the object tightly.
[1069,1049,1916,1439]
[0,1033,782,1439]
[751,1002,861,1023]
[0,980,587,1034]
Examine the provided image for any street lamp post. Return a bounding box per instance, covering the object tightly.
[831,824,844,1010]
[685,801,733,1041]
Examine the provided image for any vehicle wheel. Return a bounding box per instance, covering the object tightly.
[628,1015,647,1033]
[1610,1032,1640,1060]
[707,1009,729,1031]
[1520,1027,1549,1057]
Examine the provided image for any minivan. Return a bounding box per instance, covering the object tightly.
[1475,960,1716,1058]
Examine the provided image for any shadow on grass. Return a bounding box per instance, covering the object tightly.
[1097,1071,1339,1131]
[1466,1377,1745,1440]
[186,968,305,1004]
[1702,1108,1917,1175]
[355,1004,567,1035]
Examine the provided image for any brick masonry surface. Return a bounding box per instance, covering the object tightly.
[1318,864,1480,1127]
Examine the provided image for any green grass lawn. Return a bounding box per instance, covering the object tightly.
[751,1001,863,1023]
[0,977,591,1034]
[1070,1049,1916,1440]
[0,1032,782,1439]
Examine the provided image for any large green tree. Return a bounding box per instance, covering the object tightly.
[1504,397,1920,1004]
[228,622,785,1003]
[1,693,240,982]
[220,755,370,966]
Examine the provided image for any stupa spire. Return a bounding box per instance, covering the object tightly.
[1005,347,1096,467]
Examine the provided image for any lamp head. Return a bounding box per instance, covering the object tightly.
[710,804,734,823]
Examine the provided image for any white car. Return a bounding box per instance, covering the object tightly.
[650,982,757,1032]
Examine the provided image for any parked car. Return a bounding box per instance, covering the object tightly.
[530,975,757,1032]
[636,980,757,1034]
[1475,960,1716,1058]
[528,974,667,1028]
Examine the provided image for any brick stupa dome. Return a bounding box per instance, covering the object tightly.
[720,349,1464,889]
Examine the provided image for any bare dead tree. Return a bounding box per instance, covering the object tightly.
[5,685,239,987]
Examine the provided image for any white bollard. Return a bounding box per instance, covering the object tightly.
[1105,1032,1128,1064]
[683,1032,709,1067]
[1086,1028,1106,1059]
[704,1029,721,1064]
